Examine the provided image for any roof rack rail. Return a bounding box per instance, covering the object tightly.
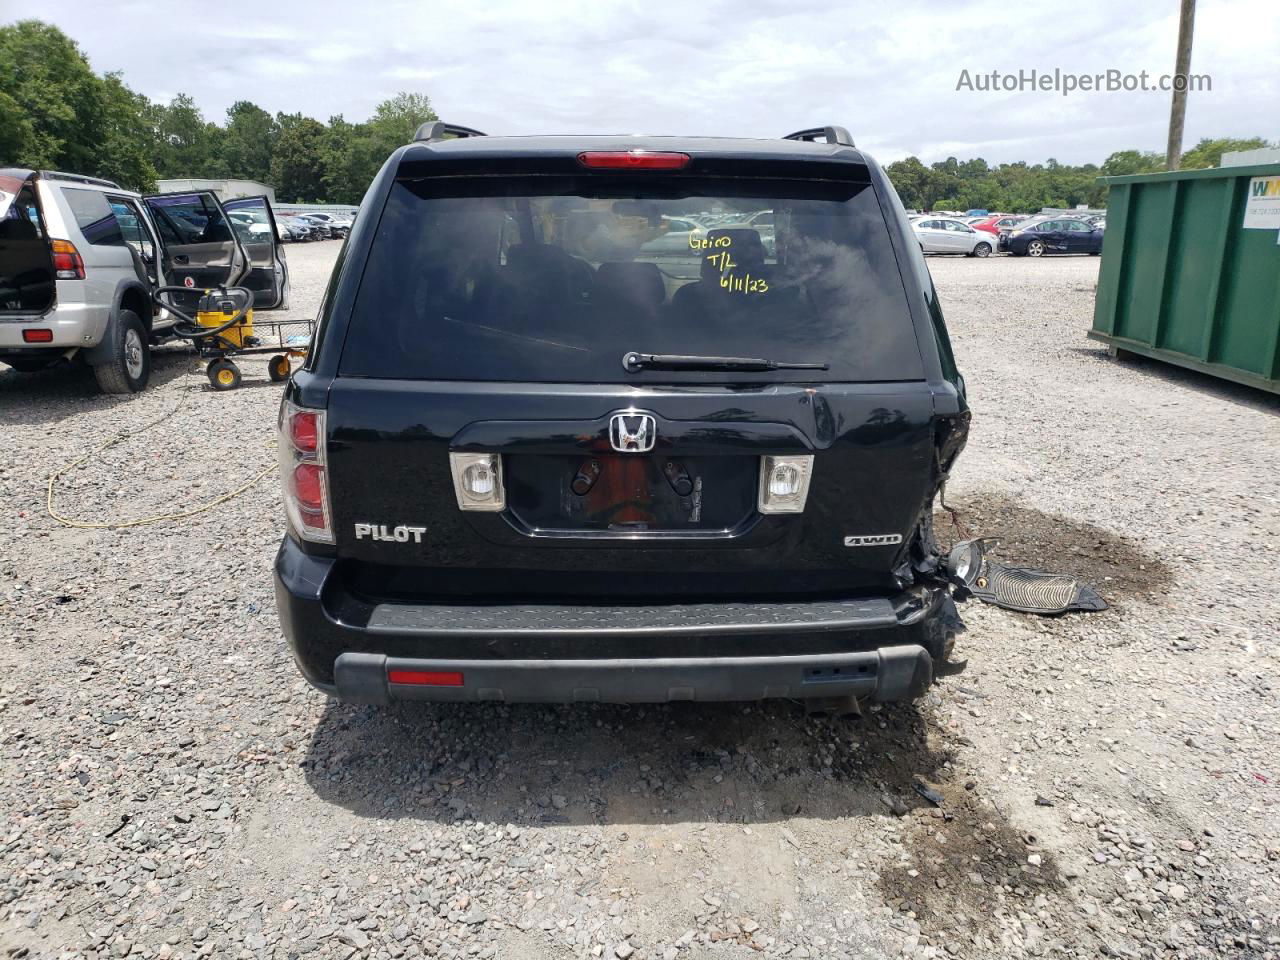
[412,121,488,143]
[782,126,855,148]
[41,170,122,189]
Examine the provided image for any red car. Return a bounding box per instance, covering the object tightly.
[971,214,1023,235]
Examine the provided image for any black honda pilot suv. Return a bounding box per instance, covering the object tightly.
[274,122,980,707]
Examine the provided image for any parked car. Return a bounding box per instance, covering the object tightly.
[970,214,1023,235]
[299,212,350,238]
[0,169,288,392]
[1006,217,1104,256]
[228,209,278,244]
[912,216,995,257]
[638,216,708,255]
[273,121,982,709]
[295,214,338,238]
[276,216,315,241]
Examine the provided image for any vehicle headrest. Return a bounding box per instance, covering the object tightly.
[701,228,767,281]
[594,261,665,307]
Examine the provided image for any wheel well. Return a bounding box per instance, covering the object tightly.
[118,285,152,332]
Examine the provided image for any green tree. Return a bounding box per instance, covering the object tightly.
[96,73,158,190]
[0,21,159,190]
[0,20,107,172]
[271,114,328,201]
[1179,137,1271,170]
[884,156,931,210]
[1100,150,1164,177]
[365,92,438,157]
[152,94,223,179]
[221,101,278,183]
[321,114,379,205]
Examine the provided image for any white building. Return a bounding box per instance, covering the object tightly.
[155,178,275,203]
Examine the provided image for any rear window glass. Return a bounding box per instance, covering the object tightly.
[64,188,124,246]
[145,194,233,245]
[340,175,922,383]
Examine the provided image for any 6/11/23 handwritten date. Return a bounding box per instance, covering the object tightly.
[691,237,770,294]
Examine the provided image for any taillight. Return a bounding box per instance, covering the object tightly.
[577,150,690,170]
[290,411,318,453]
[278,400,333,543]
[50,239,85,280]
[22,329,53,343]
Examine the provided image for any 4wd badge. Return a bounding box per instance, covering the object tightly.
[844,534,903,547]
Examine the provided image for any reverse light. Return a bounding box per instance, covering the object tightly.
[278,399,333,543]
[757,455,814,514]
[51,239,85,280]
[450,453,505,512]
[577,150,690,170]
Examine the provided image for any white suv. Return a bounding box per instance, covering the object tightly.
[0,169,288,393]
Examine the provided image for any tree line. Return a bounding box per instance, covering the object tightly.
[884,136,1272,213]
[0,20,437,203]
[2,20,1273,210]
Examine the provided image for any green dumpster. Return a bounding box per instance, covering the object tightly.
[1089,162,1280,394]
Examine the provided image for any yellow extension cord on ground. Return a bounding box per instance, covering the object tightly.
[46,368,276,530]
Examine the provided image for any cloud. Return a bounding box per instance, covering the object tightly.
[5,0,1277,164]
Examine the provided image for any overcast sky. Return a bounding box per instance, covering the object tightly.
[9,0,1278,165]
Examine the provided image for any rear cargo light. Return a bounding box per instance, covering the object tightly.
[757,455,814,514]
[449,453,505,512]
[50,239,85,280]
[388,669,464,687]
[278,399,333,543]
[22,329,53,343]
[577,150,690,170]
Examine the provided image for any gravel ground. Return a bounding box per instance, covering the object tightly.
[1,242,1277,960]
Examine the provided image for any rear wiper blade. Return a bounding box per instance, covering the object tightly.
[622,351,829,373]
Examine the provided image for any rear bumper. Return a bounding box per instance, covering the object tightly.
[0,303,106,350]
[332,647,933,705]
[275,537,960,705]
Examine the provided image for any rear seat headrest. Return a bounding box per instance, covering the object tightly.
[594,261,665,306]
[701,228,767,280]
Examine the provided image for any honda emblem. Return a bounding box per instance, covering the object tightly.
[609,412,656,453]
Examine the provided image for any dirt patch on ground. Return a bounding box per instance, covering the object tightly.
[935,493,1171,601]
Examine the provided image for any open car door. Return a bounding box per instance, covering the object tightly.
[0,171,55,316]
[222,195,289,310]
[142,191,249,309]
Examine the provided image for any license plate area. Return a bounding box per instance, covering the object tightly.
[505,453,757,534]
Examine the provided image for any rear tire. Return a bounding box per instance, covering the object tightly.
[268,354,291,382]
[92,310,150,394]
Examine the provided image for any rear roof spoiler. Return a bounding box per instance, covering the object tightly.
[40,170,122,189]
[782,126,855,147]
[413,122,488,143]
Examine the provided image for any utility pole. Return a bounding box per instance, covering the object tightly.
[1165,0,1196,170]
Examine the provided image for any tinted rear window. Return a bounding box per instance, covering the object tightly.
[64,187,124,246]
[340,175,922,383]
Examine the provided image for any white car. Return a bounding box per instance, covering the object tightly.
[911,217,994,257]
